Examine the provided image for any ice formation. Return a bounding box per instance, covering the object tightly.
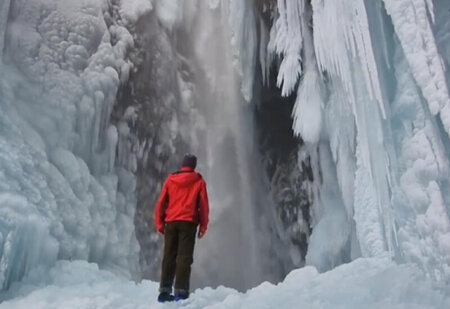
[253,0,450,283]
[0,0,140,292]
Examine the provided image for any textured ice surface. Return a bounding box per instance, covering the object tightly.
[1,258,449,309]
[0,0,139,291]
[268,0,305,97]
[119,0,153,24]
[383,0,450,127]
[260,0,450,283]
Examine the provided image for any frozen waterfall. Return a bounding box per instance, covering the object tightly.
[0,0,450,307]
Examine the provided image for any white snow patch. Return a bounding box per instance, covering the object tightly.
[120,0,153,24]
[155,0,183,31]
[1,258,448,308]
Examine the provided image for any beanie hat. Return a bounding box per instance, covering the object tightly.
[182,154,197,169]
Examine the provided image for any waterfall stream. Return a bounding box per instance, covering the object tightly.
[182,2,263,290]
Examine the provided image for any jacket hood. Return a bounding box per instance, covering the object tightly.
[168,168,202,187]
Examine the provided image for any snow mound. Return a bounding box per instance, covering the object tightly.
[1,258,448,309]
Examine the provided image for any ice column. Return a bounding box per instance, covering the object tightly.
[0,0,10,59]
[383,0,450,134]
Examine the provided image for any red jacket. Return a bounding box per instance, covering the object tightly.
[154,167,210,234]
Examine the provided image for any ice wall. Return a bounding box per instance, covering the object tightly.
[249,0,450,282]
[0,0,141,293]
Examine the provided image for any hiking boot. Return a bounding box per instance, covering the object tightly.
[174,292,189,301]
[157,292,175,303]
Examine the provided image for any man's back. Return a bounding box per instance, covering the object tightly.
[154,167,209,235]
[164,170,205,224]
[154,155,210,303]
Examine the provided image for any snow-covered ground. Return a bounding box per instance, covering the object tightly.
[1,258,448,309]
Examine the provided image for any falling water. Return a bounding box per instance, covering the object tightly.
[114,0,291,290]
[181,2,263,291]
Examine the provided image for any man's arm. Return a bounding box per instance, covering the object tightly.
[198,180,210,238]
[154,180,169,234]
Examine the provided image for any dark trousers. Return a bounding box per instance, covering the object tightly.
[160,221,197,295]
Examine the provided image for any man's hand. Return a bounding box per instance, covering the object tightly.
[157,227,164,236]
[198,231,205,239]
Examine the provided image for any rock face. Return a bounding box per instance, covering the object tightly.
[253,63,314,269]
[252,1,315,269]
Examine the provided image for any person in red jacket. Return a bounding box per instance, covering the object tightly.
[154,154,209,302]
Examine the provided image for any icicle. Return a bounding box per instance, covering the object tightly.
[229,0,257,101]
[106,125,118,173]
[292,68,323,143]
[0,0,10,60]
[425,0,435,23]
[383,0,450,135]
[292,8,323,144]
[354,141,388,258]
[311,0,385,118]
[259,18,269,86]
[268,0,305,97]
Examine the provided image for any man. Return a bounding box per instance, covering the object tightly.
[154,154,210,302]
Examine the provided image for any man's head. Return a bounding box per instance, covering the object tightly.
[182,154,197,169]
